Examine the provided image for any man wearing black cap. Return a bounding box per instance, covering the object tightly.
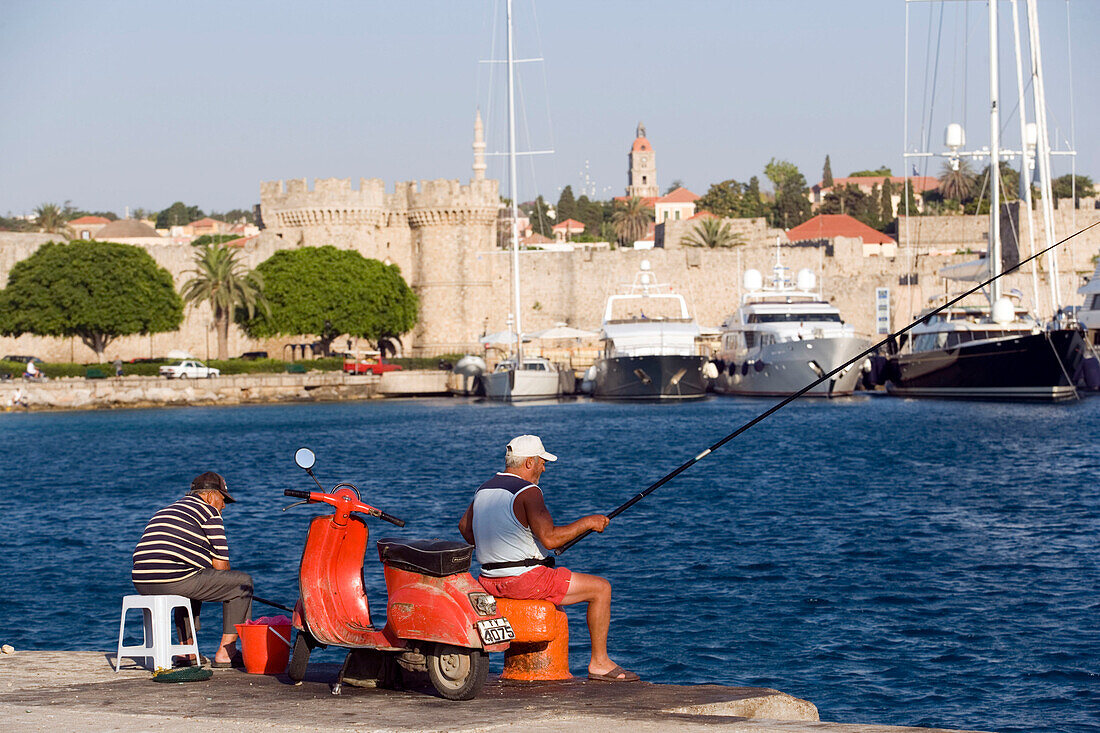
[132,471,253,668]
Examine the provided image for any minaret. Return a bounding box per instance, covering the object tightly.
[472,109,486,181]
[627,121,658,197]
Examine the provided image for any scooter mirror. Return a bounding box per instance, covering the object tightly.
[294,447,316,470]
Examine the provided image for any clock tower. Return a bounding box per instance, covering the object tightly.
[626,122,658,198]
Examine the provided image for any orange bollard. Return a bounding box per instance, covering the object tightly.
[495,598,572,681]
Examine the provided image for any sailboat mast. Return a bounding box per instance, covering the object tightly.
[988,0,1002,303]
[506,0,523,365]
[1009,0,1043,317]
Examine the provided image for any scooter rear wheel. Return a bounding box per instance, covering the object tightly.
[425,643,488,701]
[288,629,318,682]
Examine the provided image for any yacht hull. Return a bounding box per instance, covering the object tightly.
[592,355,708,401]
[714,336,871,397]
[482,369,562,402]
[886,329,1085,401]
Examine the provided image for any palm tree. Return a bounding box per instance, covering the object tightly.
[680,218,744,248]
[181,244,267,360]
[611,196,653,246]
[34,203,71,238]
[938,160,976,206]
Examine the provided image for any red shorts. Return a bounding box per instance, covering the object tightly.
[477,565,572,606]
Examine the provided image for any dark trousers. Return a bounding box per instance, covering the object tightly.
[134,568,253,637]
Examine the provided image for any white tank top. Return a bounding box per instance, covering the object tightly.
[471,472,547,578]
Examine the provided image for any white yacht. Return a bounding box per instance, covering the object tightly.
[714,248,869,398]
[481,356,568,402]
[585,260,707,401]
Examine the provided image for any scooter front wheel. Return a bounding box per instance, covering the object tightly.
[425,643,488,701]
[288,629,318,682]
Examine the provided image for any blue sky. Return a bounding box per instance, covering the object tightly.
[1,0,1095,216]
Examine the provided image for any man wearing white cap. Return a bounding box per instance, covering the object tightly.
[458,434,638,682]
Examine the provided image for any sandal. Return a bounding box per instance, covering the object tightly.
[211,652,244,669]
[587,664,640,682]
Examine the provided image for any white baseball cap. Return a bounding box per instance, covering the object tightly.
[506,435,557,462]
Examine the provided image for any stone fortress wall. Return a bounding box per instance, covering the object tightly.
[2,186,1098,364]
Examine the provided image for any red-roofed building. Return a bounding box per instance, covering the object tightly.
[68,215,111,240]
[786,214,897,256]
[551,218,586,242]
[654,187,700,223]
[614,186,701,223]
[811,176,939,214]
[188,217,229,236]
[689,210,719,220]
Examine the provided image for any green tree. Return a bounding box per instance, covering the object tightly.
[880,178,895,226]
[822,155,834,188]
[743,176,766,218]
[210,208,255,224]
[665,179,685,194]
[849,166,893,177]
[765,159,812,228]
[190,234,242,247]
[977,162,1020,203]
[938,160,976,207]
[181,244,267,360]
[238,246,418,356]
[574,194,605,235]
[34,203,72,237]
[1051,174,1095,203]
[555,186,576,225]
[680,218,743,248]
[695,179,745,218]
[611,196,653,246]
[523,196,554,238]
[0,240,183,359]
[156,201,205,229]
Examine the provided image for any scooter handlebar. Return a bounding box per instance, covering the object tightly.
[377,510,406,527]
[284,489,312,499]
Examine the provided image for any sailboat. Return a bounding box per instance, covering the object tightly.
[480,0,563,402]
[886,0,1085,401]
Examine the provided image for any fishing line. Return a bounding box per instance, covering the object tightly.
[556,218,1100,555]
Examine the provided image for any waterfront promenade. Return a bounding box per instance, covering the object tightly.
[1,370,453,410]
[0,651,989,732]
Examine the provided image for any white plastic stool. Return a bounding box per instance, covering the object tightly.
[114,594,201,672]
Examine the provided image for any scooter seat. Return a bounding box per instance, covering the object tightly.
[376,538,473,577]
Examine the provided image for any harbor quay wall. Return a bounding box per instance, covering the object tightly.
[1,372,382,410]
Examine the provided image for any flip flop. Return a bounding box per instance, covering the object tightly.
[211,652,244,669]
[587,664,640,682]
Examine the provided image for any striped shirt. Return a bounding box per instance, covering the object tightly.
[132,495,230,583]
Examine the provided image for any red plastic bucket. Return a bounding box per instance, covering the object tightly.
[235,622,292,675]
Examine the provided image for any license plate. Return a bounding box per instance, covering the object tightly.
[477,617,515,645]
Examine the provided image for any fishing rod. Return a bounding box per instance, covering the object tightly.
[556,219,1100,555]
[253,595,293,614]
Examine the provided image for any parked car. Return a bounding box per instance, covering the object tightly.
[240,351,268,360]
[159,360,220,379]
[342,354,403,375]
[2,355,42,364]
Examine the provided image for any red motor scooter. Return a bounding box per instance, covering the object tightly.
[281,448,514,700]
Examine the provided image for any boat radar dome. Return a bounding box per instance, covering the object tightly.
[796,269,816,292]
[640,260,651,271]
[744,269,763,292]
[992,296,1015,325]
[945,122,966,149]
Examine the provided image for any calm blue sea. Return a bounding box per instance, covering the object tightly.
[2,397,1098,731]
